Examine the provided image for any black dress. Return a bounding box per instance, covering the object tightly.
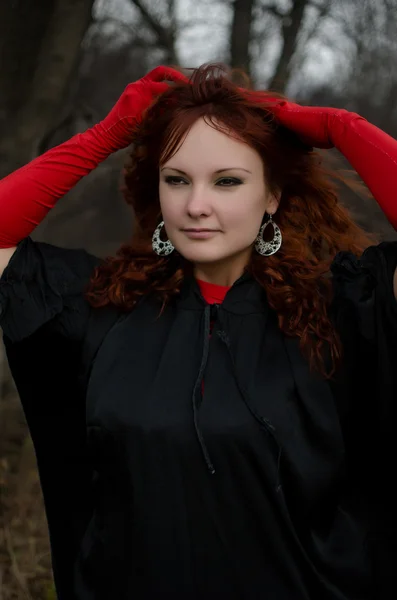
[1,237,397,600]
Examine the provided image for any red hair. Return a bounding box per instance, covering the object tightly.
[85,63,375,377]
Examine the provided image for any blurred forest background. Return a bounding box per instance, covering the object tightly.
[1,0,397,598]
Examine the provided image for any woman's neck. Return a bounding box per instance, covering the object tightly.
[193,257,247,287]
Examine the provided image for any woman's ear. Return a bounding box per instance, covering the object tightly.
[266,188,281,215]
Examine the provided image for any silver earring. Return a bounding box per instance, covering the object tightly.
[255,214,282,256]
[152,220,174,256]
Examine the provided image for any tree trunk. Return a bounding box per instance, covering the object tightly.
[268,0,310,93]
[0,0,55,118]
[0,0,95,177]
[230,0,255,78]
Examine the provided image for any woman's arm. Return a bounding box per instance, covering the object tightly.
[284,108,397,229]
[246,94,397,299]
[0,66,186,274]
[249,94,397,230]
[0,247,17,277]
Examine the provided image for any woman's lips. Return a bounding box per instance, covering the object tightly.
[182,229,219,239]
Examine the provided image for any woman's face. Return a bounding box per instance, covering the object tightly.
[159,117,279,284]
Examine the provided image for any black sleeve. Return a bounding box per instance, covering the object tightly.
[0,237,101,598]
[331,239,397,419]
[0,236,101,343]
[331,241,397,346]
[331,240,397,425]
[331,241,397,560]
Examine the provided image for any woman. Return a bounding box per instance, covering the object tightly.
[0,63,396,599]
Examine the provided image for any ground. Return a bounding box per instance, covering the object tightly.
[0,383,55,600]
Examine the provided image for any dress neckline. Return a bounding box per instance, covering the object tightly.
[196,278,231,305]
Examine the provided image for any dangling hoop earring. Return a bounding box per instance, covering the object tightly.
[152,220,175,256]
[254,214,282,256]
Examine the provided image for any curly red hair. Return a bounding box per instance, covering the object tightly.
[85,63,375,377]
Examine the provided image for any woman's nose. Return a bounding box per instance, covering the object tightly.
[186,186,212,217]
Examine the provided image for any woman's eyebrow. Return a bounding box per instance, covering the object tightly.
[160,167,252,174]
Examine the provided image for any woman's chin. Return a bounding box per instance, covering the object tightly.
[175,245,226,264]
[183,255,225,265]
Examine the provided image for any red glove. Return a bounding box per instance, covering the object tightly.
[250,94,397,230]
[0,66,187,248]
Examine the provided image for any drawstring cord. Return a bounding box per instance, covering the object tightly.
[191,305,216,475]
[191,304,282,488]
[217,326,283,491]
[216,329,276,436]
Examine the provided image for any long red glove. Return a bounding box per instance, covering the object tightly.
[0,66,187,248]
[250,94,397,230]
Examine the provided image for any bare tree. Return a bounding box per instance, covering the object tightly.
[229,0,334,92]
[230,0,256,77]
[266,0,311,92]
[128,0,179,64]
[0,0,95,177]
[334,0,397,131]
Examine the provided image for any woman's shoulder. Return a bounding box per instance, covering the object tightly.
[2,236,101,282]
[330,241,397,341]
[0,237,101,343]
[331,241,397,300]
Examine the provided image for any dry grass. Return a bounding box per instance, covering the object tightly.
[0,393,55,600]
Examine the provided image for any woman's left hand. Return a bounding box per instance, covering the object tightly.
[247,91,397,231]
[246,92,363,150]
[271,102,358,149]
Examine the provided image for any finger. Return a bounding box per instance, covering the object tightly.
[148,81,171,95]
[144,65,188,84]
[241,88,283,106]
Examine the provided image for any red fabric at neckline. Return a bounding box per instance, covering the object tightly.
[196,278,231,305]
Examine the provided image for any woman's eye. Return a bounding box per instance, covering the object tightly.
[163,176,243,186]
[217,177,243,186]
[164,176,187,185]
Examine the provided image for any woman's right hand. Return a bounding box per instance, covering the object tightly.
[0,66,188,249]
[96,66,188,152]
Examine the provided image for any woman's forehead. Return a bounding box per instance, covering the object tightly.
[161,118,261,171]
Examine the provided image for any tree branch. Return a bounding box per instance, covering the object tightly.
[93,16,135,34]
[128,0,178,62]
[260,3,285,19]
[309,0,327,10]
[268,0,310,92]
[298,0,333,49]
[129,0,168,47]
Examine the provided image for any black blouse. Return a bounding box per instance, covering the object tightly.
[1,237,397,600]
